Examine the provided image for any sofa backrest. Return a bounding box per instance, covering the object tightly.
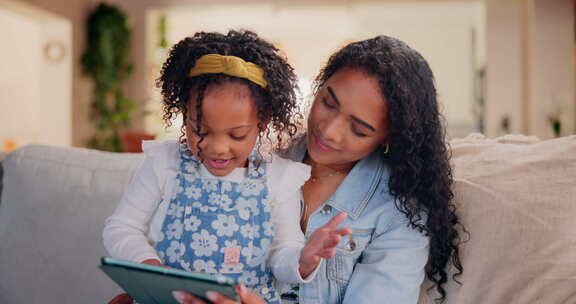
[419,134,576,304]
[0,145,144,304]
[2,135,575,304]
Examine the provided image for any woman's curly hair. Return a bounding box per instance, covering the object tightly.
[314,36,464,303]
[157,30,301,153]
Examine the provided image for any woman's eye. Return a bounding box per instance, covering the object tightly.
[352,128,367,138]
[230,134,247,141]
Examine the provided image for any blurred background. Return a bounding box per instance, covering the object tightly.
[0,0,574,152]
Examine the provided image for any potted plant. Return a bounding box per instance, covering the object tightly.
[81,3,136,152]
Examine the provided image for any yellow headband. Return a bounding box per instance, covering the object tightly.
[188,54,268,88]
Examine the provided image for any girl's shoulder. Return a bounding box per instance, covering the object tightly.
[266,152,311,196]
[141,139,179,156]
[141,140,180,171]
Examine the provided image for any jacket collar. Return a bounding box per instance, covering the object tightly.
[286,135,387,220]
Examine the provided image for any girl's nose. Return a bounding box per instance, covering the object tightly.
[208,138,229,156]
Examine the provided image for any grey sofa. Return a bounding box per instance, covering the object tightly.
[1,135,575,304]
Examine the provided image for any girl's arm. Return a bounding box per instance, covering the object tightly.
[102,154,164,264]
[267,155,350,283]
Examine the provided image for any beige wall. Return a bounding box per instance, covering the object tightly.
[486,0,575,138]
[0,0,71,148]
[13,0,154,147]
[145,1,484,139]
[7,0,575,147]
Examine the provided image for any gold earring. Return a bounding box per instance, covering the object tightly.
[383,144,389,155]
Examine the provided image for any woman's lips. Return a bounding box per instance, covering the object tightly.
[207,158,231,169]
[312,133,337,152]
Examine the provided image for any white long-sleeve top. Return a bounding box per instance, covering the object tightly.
[103,140,319,284]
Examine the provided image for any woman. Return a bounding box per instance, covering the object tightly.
[176,35,463,304]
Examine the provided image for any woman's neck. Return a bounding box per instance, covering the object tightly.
[303,153,355,179]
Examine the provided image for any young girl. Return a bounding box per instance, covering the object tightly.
[103,30,350,304]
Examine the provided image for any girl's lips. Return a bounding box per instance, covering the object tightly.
[312,133,337,152]
[207,158,231,169]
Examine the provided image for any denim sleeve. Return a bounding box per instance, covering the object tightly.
[342,215,430,304]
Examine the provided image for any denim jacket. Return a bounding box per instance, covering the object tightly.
[282,135,429,304]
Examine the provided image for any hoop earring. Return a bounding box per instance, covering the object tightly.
[383,144,389,155]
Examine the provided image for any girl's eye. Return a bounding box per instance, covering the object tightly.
[322,97,336,109]
[193,129,208,137]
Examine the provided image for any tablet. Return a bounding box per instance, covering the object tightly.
[99,257,239,304]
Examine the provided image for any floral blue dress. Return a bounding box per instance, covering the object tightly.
[154,145,280,303]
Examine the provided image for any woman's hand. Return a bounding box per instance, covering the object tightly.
[107,259,164,304]
[172,285,267,304]
[299,212,352,278]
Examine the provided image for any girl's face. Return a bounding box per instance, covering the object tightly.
[307,67,389,167]
[185,82,260,177]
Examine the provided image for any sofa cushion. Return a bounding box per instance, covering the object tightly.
[0,145,144,304]
[419,134,576,304]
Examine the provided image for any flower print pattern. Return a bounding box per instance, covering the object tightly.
[242,240,266,268]
[221,181,233,193]
[190,229,219,257]
[218,194,234,211]
[166,240,186,263]
[236,197,259,220]
[184,162,199,176]
[202,179,219,192]
[262,196,272,213]
[193,259,218,274]
[192,201,218,213]
[263,220,274,237]
[184,215,201,231]
[220,263,244,274]
[237,180,265,197]
[166,220,183,240]
[240,223,260,239]
[167,204,185,218]
[212,214,239,237]
[220,240,240,253]
[185,185,202,200]
[239,270,259,286]
[208,193,221,206]
[155,149,279,303]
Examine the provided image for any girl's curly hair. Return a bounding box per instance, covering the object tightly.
[157,30,301,153]
[314,36,464,303]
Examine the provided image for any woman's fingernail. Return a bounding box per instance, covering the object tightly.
[172,291,187,303]
[206,291,218,302]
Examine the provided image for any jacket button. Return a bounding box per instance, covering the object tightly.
[320,205,332,214]
[347,239,357,251]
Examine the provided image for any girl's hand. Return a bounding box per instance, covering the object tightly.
[172,285,267,304]
[299,212,352,278]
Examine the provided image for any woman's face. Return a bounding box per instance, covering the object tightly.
[307,67,389,166]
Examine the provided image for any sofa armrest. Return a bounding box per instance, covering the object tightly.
[0,145,144,303]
